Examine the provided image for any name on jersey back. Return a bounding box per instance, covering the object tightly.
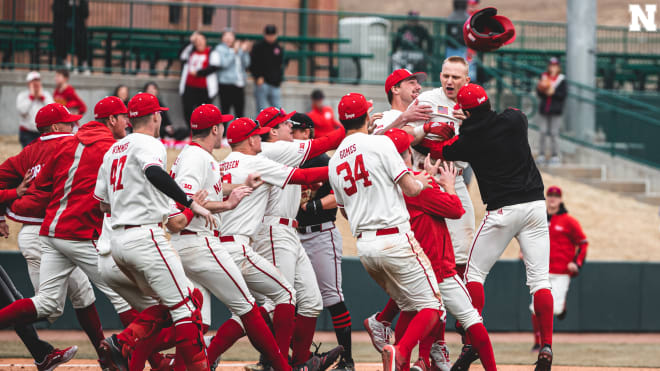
[219,160,239,172]
[339,144,357,159]
[113,143,129,154]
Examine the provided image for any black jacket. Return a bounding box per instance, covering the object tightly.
[537,75,567,116]
[296,153,337,227]
[442,108,545,210]
[249,40,284,87]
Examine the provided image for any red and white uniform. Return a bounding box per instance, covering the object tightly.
[95,132,194,322]
[13,122,129,319]
[0,132,95,320]
[329,132,440,312]
[253,140,323,318]
[371,109,402,135]
[410,88,475,268]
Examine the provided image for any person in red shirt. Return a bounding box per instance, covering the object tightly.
[0,97,135,369]
[307,89,341,138]
[53,69,87,116]
[530,185,587,351]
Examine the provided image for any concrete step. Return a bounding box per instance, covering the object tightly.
[586,179,648,194]
[636,193,660,206]
[539,164,605,180]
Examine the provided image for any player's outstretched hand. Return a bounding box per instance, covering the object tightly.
[0,220,9,238]
[424,154,442,177]
[16,169,34,197]
[436,162,457,194]
[402,99,432,124]
[246,173,264,189]
[190,201,216,229]
[227,186,253,210]
[452,108,467,121]
[192,190,209,207]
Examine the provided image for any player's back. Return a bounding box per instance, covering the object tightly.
[328,133,410,236]
[101,132,170,228]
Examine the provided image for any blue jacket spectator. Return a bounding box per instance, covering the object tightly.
[214,29,251,118]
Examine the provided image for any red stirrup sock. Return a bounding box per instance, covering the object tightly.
[291,315,317,366]
[242,307,290,371]
[533,289,554,346]
[466,323,496,370]
[397,309,440,368]
[74,303,105,356]
[465,282,485,314]
[0,298,38,329]
[207,319,245,363]
[376,299,400,323]
[272,303,296,358]
[393,311,416,345]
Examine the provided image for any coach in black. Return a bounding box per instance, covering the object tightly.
[292,113,354,371]
[250,24,284,114]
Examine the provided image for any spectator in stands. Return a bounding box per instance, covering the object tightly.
[113,84,130,107]
[179,31,220,129]
[215,28,251,119]
[536,57,567,166]
[307,89,341,138]
[392,11,432,73]
[73,0,90,75]
[53,69,87,116]
[529,185,587,351]
[250,24,284,114]
[52,0,72,67]
[16,72,54,147]
[143,81,187,140]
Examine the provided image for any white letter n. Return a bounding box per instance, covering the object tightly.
[629,4,657,32]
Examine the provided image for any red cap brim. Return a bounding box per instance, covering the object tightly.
[220,114,235,123]
[493,15,516,45]
[159,106,169,112]
[264,111,296,128]
[61,114,83,123]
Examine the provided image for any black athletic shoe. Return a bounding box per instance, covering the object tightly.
[99,334,128,371]
[531,343,541,352]
[450,344,479,371]
[534,344,553,371]
[294,355,322,371]
[312,343,344,371]
[332,358,355,371]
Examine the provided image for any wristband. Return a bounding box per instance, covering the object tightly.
[415,179,424,192]
[414,125,425,137]
[182,208,194,225]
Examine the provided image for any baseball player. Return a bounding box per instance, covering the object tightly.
[529,185,587,351]
[374,129,496,371]
[94,92,215,371]
[328,93,443,371]
[292,113,355,371]
[166,104,293,371]
[427,84,554,371]
[209,117,332,371]
[253,107,345,369]
[0,101,135,369]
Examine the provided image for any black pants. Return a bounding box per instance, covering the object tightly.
[218,84,245,118]
[182,86,211,129]
[0,266,53,362]
[20,130,41,148]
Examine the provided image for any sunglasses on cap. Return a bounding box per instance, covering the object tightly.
[245,120,265,137]
[260,108,286,127]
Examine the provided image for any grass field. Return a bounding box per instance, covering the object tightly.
[2,330,660,370]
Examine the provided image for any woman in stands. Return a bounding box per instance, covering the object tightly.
[536,57,567,166]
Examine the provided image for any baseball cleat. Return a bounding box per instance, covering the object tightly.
[313,344,344,371]
[410,358,429,371]
[430,341,452,371]
[450,344,479,371]
[99,334,128,371]
[294,355,322,371]
[331,358,355,371]
[36,345,78,371]
[534,344,553,371]
[531,343,541,352]
[363,313,392,353]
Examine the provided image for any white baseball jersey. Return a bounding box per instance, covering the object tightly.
[371,109,402,135]
[170,143,223,232]
[94,133,169,228]
[260,140,312,218]
[218,151,296,237]
[328,133,410,236]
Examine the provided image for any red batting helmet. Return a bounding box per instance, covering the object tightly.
[463,7,516,52]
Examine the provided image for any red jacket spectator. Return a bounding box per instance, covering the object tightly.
[404,172,465,280]
[548,204,588,275]
[0,133,74,225]
[308,106,341,139]
[53,85,87,115]
[13,122,115,240]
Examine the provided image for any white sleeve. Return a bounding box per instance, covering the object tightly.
[136,139,167,172]
[16,92,31,116]
[93,159,109,203]
[171,154,204,197]
[259,140,312,167]
[380,138,410,183]
[251,156,296,189]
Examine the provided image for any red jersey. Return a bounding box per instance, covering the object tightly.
[53,85,87,115]
[548,207,588,275]
[13,122,115,240]
[308,106,341,139]
[186,47,211,89]
[404,172,465,280]
[0,133,74,225]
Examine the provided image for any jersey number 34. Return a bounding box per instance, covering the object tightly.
[110,155,127,192]
[336,154,372,196]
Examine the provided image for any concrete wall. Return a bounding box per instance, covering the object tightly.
[0,70,388,135]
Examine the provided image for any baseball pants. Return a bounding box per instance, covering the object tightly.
[110,225,196,323]
[438,274,481,329]
[254,224,323,318]
[298,222,345,307]
[17,225,95,319]
[445,177,475,266]
[32,236,130,319]
[466,200,551,295]
[172,234,256,318]
[357,226,441,312]
[530,273,571,315]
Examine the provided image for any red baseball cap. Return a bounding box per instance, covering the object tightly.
[256,107,295,128]
[385,69,427,93]
[94,96,128,119]
[35,103,82,128]
[127,93,168,118]
[338,93,372,121]
[191,104,233,130]
[384,128,414,154]
[546,186,562,197]
[226,117,271,144]
[456,83,489,110]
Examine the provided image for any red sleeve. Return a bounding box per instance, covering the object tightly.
[422,136,460,161]
[65,87,87,115]
[11,154,56,214]
[307,126,345,159]
[288,166,329,185]
[568,216,588,267]
[404,181,465,220]
[0,151,28,189]
[0,189,18,203]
